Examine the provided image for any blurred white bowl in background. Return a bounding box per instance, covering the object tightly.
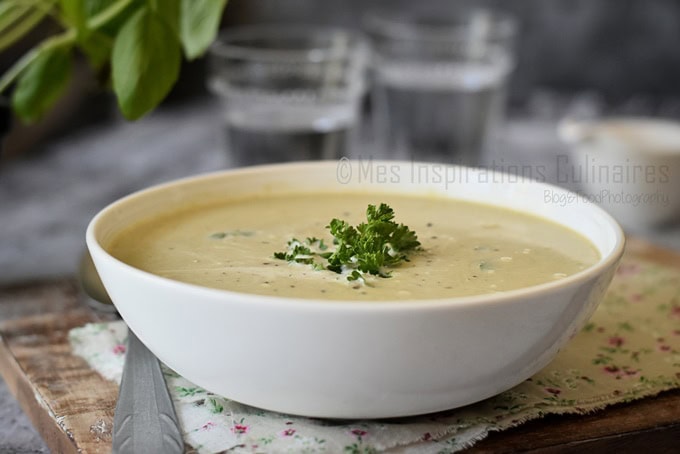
[558,117,680,230]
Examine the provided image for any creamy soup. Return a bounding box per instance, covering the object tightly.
[108,193,600,301]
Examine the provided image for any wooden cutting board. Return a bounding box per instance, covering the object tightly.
[0,238,678,454]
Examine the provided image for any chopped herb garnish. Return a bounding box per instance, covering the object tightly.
[479,260,494,271]
[306,237,329,251]
[347,270,364,282]
[273,239,316,265]
[274,203,421,282]
[209,230,255,239]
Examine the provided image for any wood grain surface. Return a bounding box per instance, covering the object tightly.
[0,280,118,454]
[0,237,678,453]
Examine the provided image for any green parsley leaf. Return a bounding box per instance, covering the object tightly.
[347,270,364,282]
[274,203,420,282]
[273,239,317,265]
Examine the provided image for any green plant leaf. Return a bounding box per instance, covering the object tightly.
[84,0,111,17]
[180,0,227,59]
[79,30,113,68]
[90,0,142,37]
[111,7,180,120]
[12,45,72,123]
[152,0,179,37]
[0,2,52,52]
[0,2,29,32]
[60,0,110,66]
[60,0,86,29]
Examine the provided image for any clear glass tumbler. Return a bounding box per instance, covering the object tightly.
[366,9,517,164]
[208,26,369,166]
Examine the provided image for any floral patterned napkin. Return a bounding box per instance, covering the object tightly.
[69,256,679,453]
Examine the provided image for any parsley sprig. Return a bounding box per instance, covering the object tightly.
[274,203,421,282]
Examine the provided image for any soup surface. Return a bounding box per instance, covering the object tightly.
[108,193,600,300]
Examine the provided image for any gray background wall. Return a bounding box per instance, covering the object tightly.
[3,0,680,158]
[221,0,680,107]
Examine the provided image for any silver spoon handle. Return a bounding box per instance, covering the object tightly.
[112,329,184,454]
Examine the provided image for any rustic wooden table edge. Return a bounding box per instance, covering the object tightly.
[0,280,118,454]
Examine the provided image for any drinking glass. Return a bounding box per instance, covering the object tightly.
[366,9,517,164]
[208,26,369,166]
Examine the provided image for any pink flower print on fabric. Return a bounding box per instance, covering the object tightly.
[351,429,367,436]
[656,338,672,352]
[232,424,249,435]
[616,263,641,276]
[350,428,368,441]
[602,365,639,379]
[608,336,625,348]
[671,305,680,319]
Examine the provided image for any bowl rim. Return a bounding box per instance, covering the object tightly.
[86,160,625,312]
[209,25,370,64]
[363,8,517,43]
[558,116,680,156]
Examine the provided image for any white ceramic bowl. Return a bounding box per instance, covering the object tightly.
[558,117,680,229]
[87,161,624,418]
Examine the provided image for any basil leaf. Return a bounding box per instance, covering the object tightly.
[152,0,179,36]
[112,7,180,120]
[84,0,112,17]
[12,45,72,123]
[91,0,143,38]
[79,30,113,68]
[61,0,112,67]
[0,4,50,52]
[60,0,86,30]
[180,0,228,60]
[0,2,30,33]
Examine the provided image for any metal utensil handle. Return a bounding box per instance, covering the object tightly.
[112,329,184,454]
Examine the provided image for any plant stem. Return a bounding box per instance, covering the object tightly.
[0,4,30,33]
[0,0,136,94]
[88,0,136,30]
[0,7,50,52]
[0,30,75,94]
